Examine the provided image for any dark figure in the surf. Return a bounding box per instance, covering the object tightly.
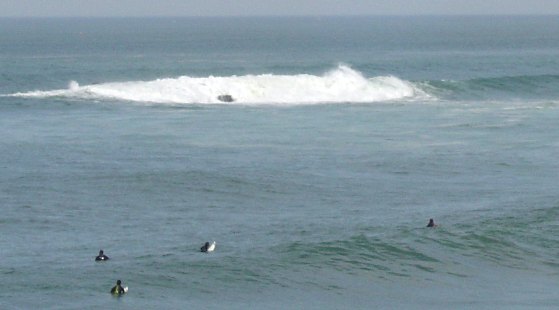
[111,280,125,295]
[95,250,109,261]
[201,242,210,252]
[200,241,216,252]
[427,218,437,228]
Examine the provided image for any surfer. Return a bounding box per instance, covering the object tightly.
[427,218,437,228]
[95,250,109,261]
[200,241,216,253]
[217,94,234,102]
[110,280,126,295]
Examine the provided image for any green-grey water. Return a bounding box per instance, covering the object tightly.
[1,16,559,309]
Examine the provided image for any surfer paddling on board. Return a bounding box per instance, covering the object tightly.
[95,250,109,261]
[427,218,437,228]
[110,280,127,295]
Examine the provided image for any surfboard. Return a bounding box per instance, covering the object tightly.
[207,241,216,252]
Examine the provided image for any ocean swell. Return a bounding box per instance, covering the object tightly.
[423,74,559,100]
[272,205,559,279]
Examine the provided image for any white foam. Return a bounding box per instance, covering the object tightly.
[7,65,429,105]
[68,80,80,91]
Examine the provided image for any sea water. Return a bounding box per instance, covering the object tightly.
[1,16,559,309]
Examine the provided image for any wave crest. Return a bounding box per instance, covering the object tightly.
[7,66,428,105]
[423,74,559,100]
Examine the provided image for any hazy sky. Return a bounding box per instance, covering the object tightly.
[1,0,558,17]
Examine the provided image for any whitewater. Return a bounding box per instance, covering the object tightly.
[8,66,427,105]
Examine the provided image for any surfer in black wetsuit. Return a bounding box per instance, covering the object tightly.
[95,250,109,261]
[427,218,437,228]
[200,242,210,252]
[110,280,125,295]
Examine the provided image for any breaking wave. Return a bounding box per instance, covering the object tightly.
[6,66,428,105]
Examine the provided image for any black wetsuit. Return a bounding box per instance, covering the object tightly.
[201,242,210,252]
[95,254,109,261]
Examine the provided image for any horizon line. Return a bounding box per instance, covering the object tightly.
[0,13,558,18]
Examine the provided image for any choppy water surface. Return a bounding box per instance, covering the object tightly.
[1,16,559,309]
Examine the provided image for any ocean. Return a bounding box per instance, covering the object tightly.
[1,16,559,309]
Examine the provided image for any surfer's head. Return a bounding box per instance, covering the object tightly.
[99,250,104,255]
[116,280,121,286]
[427,219,435,227]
